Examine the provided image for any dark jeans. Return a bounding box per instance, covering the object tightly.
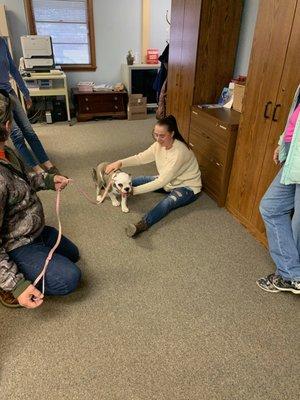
[10,90,50,168]
[132,176,199,226]
[9,226,81,295]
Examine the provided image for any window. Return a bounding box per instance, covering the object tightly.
[24,0,96,71]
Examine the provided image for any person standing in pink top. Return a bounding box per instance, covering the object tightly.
[257,85,300,295]
[283,103,300,143]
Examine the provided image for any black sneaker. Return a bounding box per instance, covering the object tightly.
[46,166,61,175]
[256,273,280,293]
[273,276,300,294]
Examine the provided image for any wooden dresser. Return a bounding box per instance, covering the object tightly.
[73,89,128,121]
[189,107,240,206]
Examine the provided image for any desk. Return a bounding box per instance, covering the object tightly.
[20,72,71,123]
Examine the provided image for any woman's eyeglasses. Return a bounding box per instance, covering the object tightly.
[152,131,167,141]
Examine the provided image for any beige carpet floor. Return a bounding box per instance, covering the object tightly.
[1,117,299,400]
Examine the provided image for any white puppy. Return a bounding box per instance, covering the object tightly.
[92,162,132,213]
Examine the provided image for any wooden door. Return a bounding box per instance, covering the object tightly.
[251,1,300,233]
[194,0,243,105]
[167,0,186,124]
[226,0,297,241]
[176,0,202,141]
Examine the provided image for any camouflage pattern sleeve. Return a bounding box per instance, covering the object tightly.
[0,185,26,292]
[27,172,55,191]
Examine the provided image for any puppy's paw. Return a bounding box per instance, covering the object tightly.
[112,200,120,207]
[97,195,103,202]
[122,207,129,213]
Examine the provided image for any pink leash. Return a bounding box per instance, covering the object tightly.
[33,189,62,293]
[68,179,108,205]
[33,179,113,293]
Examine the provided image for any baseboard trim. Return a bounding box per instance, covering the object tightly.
[226,204,268,248]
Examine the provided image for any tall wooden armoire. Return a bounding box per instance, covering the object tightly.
[226,0,300,245]
[166,0,243,141]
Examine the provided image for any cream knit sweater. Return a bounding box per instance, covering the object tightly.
[121,139,202,195]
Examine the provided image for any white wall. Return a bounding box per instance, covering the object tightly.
[150,0,171,55]
[2,0,28,60]
[67,0,141,88]
[1,0,259,85]
[1,0,141,88]
[234,0,259,76]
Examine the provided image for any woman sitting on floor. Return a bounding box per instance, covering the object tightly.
[0,90,81,309]
[106,115,202,237]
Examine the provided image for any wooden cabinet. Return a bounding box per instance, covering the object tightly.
[167,0,243,142]
[73,89,128,121]
[226,0,300,245]
[189,107,240,206]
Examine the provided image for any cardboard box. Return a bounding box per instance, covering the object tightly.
[128,108,147,120]
[232,83,245,113]
[128,94,147,120]
[128,94,147,107]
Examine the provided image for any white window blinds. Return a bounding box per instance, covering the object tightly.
[32,0,90,65]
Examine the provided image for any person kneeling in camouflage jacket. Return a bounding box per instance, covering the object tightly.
[0,90,81,308]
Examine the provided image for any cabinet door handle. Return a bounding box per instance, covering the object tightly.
[189,142,194,148]
[192,111,198,115]
[210,158,222,167]
[264,101,272,119]
[272,104,281,121]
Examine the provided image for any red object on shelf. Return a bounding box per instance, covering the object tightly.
[232,75,247,85]
[146,48,159,64]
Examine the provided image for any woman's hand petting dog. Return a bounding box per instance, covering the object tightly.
[105,160,122,174]
[54,175,69,191]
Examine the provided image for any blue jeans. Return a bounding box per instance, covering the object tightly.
[260,167,300,281]
[9,226,81,295]
[10,90,50,168]
[132,176,199,226]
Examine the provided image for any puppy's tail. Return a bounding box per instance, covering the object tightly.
[92,167,106,187]
[91,168,97,183]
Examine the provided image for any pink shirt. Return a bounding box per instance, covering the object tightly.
[284,103,300,143]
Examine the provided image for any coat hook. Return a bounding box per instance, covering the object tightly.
[165,10,171,25]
